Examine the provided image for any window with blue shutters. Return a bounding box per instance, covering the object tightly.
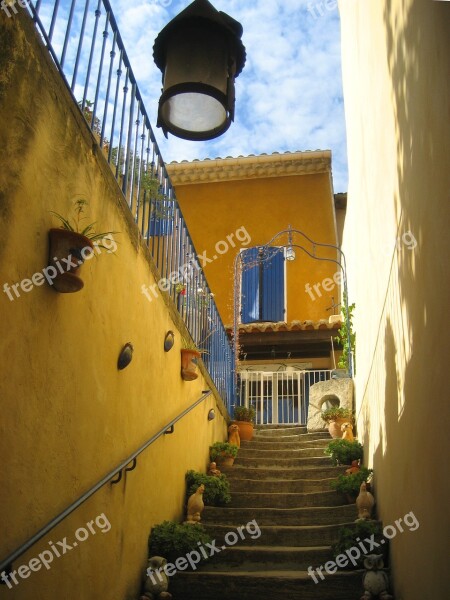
[241,246,286,323]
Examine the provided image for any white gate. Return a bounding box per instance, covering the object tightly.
[238,370,332,425]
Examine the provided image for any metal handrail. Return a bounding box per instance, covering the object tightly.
[0,390,212,573]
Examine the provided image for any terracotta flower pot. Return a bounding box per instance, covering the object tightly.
[216,454,235,468]
[328,417,350,438]
[180,349,201,381]
[48,229,94,293]
[234,420,254,441]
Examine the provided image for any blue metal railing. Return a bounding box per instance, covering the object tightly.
[26,0,234,409]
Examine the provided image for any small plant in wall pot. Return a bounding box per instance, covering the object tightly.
[48,199,118,293]
[180,329,216,381]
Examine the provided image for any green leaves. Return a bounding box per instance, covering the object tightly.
[233,405,256,423]
[148,521,212,564]
[331,467,373,496]
[185,470,231,506]
[49,199,118,242]
[321,407,353,423]
[324,439,363,465]
[335,291,356,372]
[210,442,239,461]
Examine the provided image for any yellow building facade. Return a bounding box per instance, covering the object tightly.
[168,155,345,425]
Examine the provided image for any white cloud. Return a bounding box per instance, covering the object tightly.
[112,0,348,191]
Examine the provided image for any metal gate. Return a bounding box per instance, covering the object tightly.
[238,370,332,425]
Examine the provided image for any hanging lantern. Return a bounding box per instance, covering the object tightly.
[153,0,246,141]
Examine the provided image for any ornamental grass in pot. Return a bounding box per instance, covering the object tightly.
[232,405,256,441]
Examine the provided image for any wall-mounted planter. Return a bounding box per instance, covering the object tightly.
[48,228,93,293]
[180,349,200,381]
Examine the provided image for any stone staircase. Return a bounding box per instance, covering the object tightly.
[170,425,363,599]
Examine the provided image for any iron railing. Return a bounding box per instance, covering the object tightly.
[238,369,332,425]
[25,0,234,408]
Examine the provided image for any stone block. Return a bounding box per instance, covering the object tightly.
[307,378,354,431]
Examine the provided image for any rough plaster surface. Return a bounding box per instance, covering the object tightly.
[307,378,354,431]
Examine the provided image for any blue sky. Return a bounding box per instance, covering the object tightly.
[111,0,348,192]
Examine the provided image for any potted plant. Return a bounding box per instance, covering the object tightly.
[321,406,354,438]
[48,199,117,293]
[210,442,238,468]
[331,467,373,503]
[185,470,231,506]
[148,521,212,565]
[180,340,202,381]
[324,439,363,465]
[232,405,256,441]
[180,329,216,381]
[332,520,386,570]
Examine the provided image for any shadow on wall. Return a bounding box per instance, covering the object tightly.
[361,1,450,597]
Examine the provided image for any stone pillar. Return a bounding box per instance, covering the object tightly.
[307,378,354,431]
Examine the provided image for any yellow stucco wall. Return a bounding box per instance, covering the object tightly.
[340,0,449,597]
[0,12,227,600]
[169,172,340,327]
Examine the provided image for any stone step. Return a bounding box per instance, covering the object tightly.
[241,437,330,450]
[254,426,308,437]
[169,569,363,600]
[255,423,308,429]
[203,523,355,548]
[237,446,329,459]
[252,432,329,443]
[229,477,338,494]
[234,456,332,468]
[202,504,355,526]
[198,545,333,571]
[228,490,345,508]
[224,465,346,480]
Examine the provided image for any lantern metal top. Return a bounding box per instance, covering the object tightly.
[153,0,246,141]
[153,0,246,77]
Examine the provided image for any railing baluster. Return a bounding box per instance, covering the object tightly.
[60,0,78,69]
[48,0,60,43]
[82,0,102,111]
[101,29,117,148]
[71,0,90,92]
[108,49,123,163]
[123,83,136,204]
[92,9,110,140]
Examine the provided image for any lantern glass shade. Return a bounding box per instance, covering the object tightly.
[160,26,229,136]
[286,246,296,261]
[153,0,246,141]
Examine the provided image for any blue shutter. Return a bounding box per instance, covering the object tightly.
[262,247,285,322]
[241,247,260,323]
[149,200,174,236]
